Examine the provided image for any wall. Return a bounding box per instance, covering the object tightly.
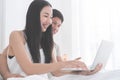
[0,0,33,52]
[0,0,4,52]
[4,0,33,48]
[0,0,2,52]
[49,0,72,57]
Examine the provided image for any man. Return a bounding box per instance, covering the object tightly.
[52,9,64,62]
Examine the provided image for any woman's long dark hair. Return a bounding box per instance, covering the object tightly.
[24,0,53,63]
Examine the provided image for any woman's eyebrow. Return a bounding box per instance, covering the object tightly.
[44,12,49,15]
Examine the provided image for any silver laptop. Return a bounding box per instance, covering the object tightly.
[62,40,114,71]
[90,40,113,70]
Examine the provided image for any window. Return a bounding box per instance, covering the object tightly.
[71,0,120,70]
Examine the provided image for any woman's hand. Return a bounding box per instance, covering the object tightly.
[72,64,102,75]
[63,59,88,70]
[88,64,103,75]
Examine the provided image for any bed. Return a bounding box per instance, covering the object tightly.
[6,70,120,80]
[51,70,120,80]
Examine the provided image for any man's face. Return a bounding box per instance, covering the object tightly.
[52,17,62,34]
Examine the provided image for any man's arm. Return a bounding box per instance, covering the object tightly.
[0,47,10,79]
[0,47,22,80]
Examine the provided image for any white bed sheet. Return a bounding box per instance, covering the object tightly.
[51,70,120,80]
[7,70,120,80]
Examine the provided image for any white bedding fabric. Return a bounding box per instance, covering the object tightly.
[7,75,48,80]
[51,70,120,80]
[7,70,120,80]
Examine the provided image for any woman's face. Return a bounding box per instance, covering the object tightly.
[52,17,62,34]
[40,6,52,32]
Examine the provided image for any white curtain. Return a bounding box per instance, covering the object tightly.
[71,0,120,70]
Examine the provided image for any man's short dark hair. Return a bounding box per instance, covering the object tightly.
[53,9,64,23]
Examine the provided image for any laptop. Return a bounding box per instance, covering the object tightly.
[62,40,114,71]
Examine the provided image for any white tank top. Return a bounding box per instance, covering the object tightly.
[7,44,49,79]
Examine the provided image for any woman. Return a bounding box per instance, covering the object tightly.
[0,0,88,80]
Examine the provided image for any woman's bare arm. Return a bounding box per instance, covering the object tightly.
[8,31,67,75]
[50,51,87,76]
[9,31,84,75]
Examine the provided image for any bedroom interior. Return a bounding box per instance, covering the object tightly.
[0,0,120,80]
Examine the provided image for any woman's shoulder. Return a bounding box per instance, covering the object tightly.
[10,30,22,35]
[9,30,25,44]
